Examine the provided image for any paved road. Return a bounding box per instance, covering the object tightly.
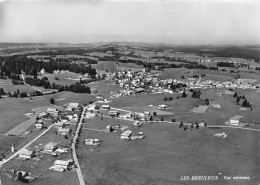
[71,107,86,185]
[0,123,55,167]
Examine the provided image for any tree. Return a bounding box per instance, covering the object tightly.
[171,118,176,122]
[161,117,164,121]
[205,98,209,105]
[195,122,199,129]
[50,98,55,104]
[242,99,248,107]
[181,75,185,79]
[181,91,187,98]
[169,97,173,101]
[164,97,168,101]
[153,112,157,116]
[20,92,28,98]
[179,122,183,128]
[233,92,237,97]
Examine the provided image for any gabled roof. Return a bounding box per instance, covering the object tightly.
[19,149,34,156]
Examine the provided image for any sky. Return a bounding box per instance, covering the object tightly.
[0,0,259,45]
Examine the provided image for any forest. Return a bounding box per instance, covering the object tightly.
[0,56,96,77]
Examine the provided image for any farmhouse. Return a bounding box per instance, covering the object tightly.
[67,103,79,111]
[47,108,58,113]
[44,142,58,152]
[54,159,73,170]
[134,87,145,93]
[57,128,71,136]
[19,149,35,159]
[133,121,143,127]
[35,123,43,130]
[120,130,133,140]
[158,104,167,109]
[101,105,110,109]
[85,139,101,146]
[226,116,243,126]
[108,111,119,116]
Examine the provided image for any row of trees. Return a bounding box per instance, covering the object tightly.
[216,62,235,67]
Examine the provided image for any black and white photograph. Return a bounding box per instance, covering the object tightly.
[0,0,259,184]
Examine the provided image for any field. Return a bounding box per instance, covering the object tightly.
[41,72,85,86]
[0,135,24,156]
[88,80,121,95]
[91,61,118,72]
[91,61,143,73]
[5,115,36,136]
[0,83,37,94]
[87,52,114,57]
[191,105,209,113]
[78,115,259,185]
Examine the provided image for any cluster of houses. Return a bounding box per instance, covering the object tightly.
[104,68,260,99]
[11,102,83,182]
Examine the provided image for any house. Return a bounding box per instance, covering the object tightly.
[158,104,167,109]
[19,149,35,159]
[101,105,110,109]
[53,159,73,170]
[57,128,71,136]
[108,111,119,116]
[35,123,43,130]
[47,108,58,114]
[85,139,101,146]
[134,87,145,93]
[37,112,47,118]
[143,111,150,116]
[120,130,133,140]
[227,116,242,126]
[54,121,65,129]
[133,121,143,127]
[44,142,58,152]
[67,103,79,111]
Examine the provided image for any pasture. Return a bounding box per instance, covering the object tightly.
[0,83,36,94]
[91,61,118,72]
[41,72,83,86]
[0,135,24,157]
[78,117,259,185]
[191,105,209,113]
[88,80,121,95]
